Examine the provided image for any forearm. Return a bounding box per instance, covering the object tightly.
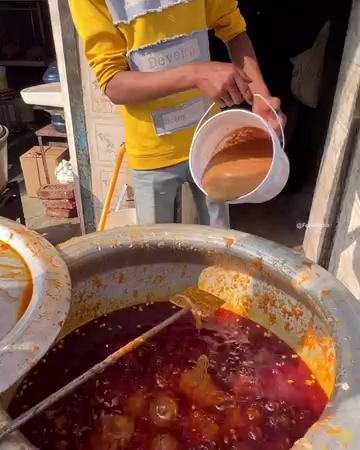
[227,32,269,97]
[105,65,196,105]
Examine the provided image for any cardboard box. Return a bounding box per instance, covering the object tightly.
[20,146,69,197]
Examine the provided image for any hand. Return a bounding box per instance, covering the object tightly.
[192,62,253,108]
[252,94,286,135]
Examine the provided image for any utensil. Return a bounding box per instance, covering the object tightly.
[0,287,224,441]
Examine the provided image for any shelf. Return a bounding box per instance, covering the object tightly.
[35,123,67,139]
[0,60,48,67]
[21,82,64,108]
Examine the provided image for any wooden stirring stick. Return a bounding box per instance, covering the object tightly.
[0,288,224,441]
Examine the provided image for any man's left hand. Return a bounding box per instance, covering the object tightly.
[252,94,286,135]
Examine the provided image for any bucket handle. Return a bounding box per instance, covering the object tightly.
[195,94,285,150]
[253,93,285,150]
[194,102,219,137]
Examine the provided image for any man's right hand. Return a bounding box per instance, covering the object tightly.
[191,62,253,108]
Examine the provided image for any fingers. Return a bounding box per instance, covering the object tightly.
[243,87,253,105]
[268,110,287,137]
[236,67,252,84]
[234,72,253,105]
[227,79,244,105]
[268,96,281,112]
[219,92,234,108]
[268,117,281,132]
[217,99,227,108]
[280,111,287,127]
[220,66,252,107]
[215,95,227,108]
[253,95,282,117]
[218,71,251,108]
[235,67,252,103]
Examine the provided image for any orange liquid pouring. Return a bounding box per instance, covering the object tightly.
[202,127,273,202]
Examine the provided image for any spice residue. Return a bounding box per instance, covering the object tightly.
[0,241,33,320]
[224,237,235,249]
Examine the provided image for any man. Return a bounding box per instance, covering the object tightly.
[69,0,283,228]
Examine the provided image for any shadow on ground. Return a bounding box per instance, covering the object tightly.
[35,222,82,246]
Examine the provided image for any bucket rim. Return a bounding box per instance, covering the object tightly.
[189,108,286,203]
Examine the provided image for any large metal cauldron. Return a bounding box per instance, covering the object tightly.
[1,225,360,449]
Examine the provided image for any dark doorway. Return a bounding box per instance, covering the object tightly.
[209,0,352,248]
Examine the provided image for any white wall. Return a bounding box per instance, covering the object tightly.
[329,120,360,298]
[304,0,360,298]
[79,48,131,222]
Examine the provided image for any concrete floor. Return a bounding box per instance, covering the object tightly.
[21,194,81,246]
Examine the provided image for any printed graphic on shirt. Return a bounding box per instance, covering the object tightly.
[106,0,190,24]
[152,96,212,135]
[128,30,210,72]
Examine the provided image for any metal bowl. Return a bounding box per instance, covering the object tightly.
[0,218,71,394]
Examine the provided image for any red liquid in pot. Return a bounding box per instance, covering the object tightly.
[9,303,327,450]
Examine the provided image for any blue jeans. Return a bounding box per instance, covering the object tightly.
[132,161,229,228]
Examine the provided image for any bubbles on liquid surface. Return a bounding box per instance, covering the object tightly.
[8,304,327,450]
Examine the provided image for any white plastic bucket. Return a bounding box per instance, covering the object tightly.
[189,95,290,204]
[0,125,9,193]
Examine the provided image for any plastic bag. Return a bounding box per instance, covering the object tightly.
[290,22,330,108]
[55,159,74,184]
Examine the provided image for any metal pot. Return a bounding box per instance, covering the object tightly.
[1,225,360,449]
[0,217,71,449]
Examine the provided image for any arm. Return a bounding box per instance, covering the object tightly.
[207,0,285,128]
[106,62,251,106]
[227,32,269,97]
[227,32,285,130]
[106,66,194,105]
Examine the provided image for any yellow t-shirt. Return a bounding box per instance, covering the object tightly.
[69,0,246,170]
